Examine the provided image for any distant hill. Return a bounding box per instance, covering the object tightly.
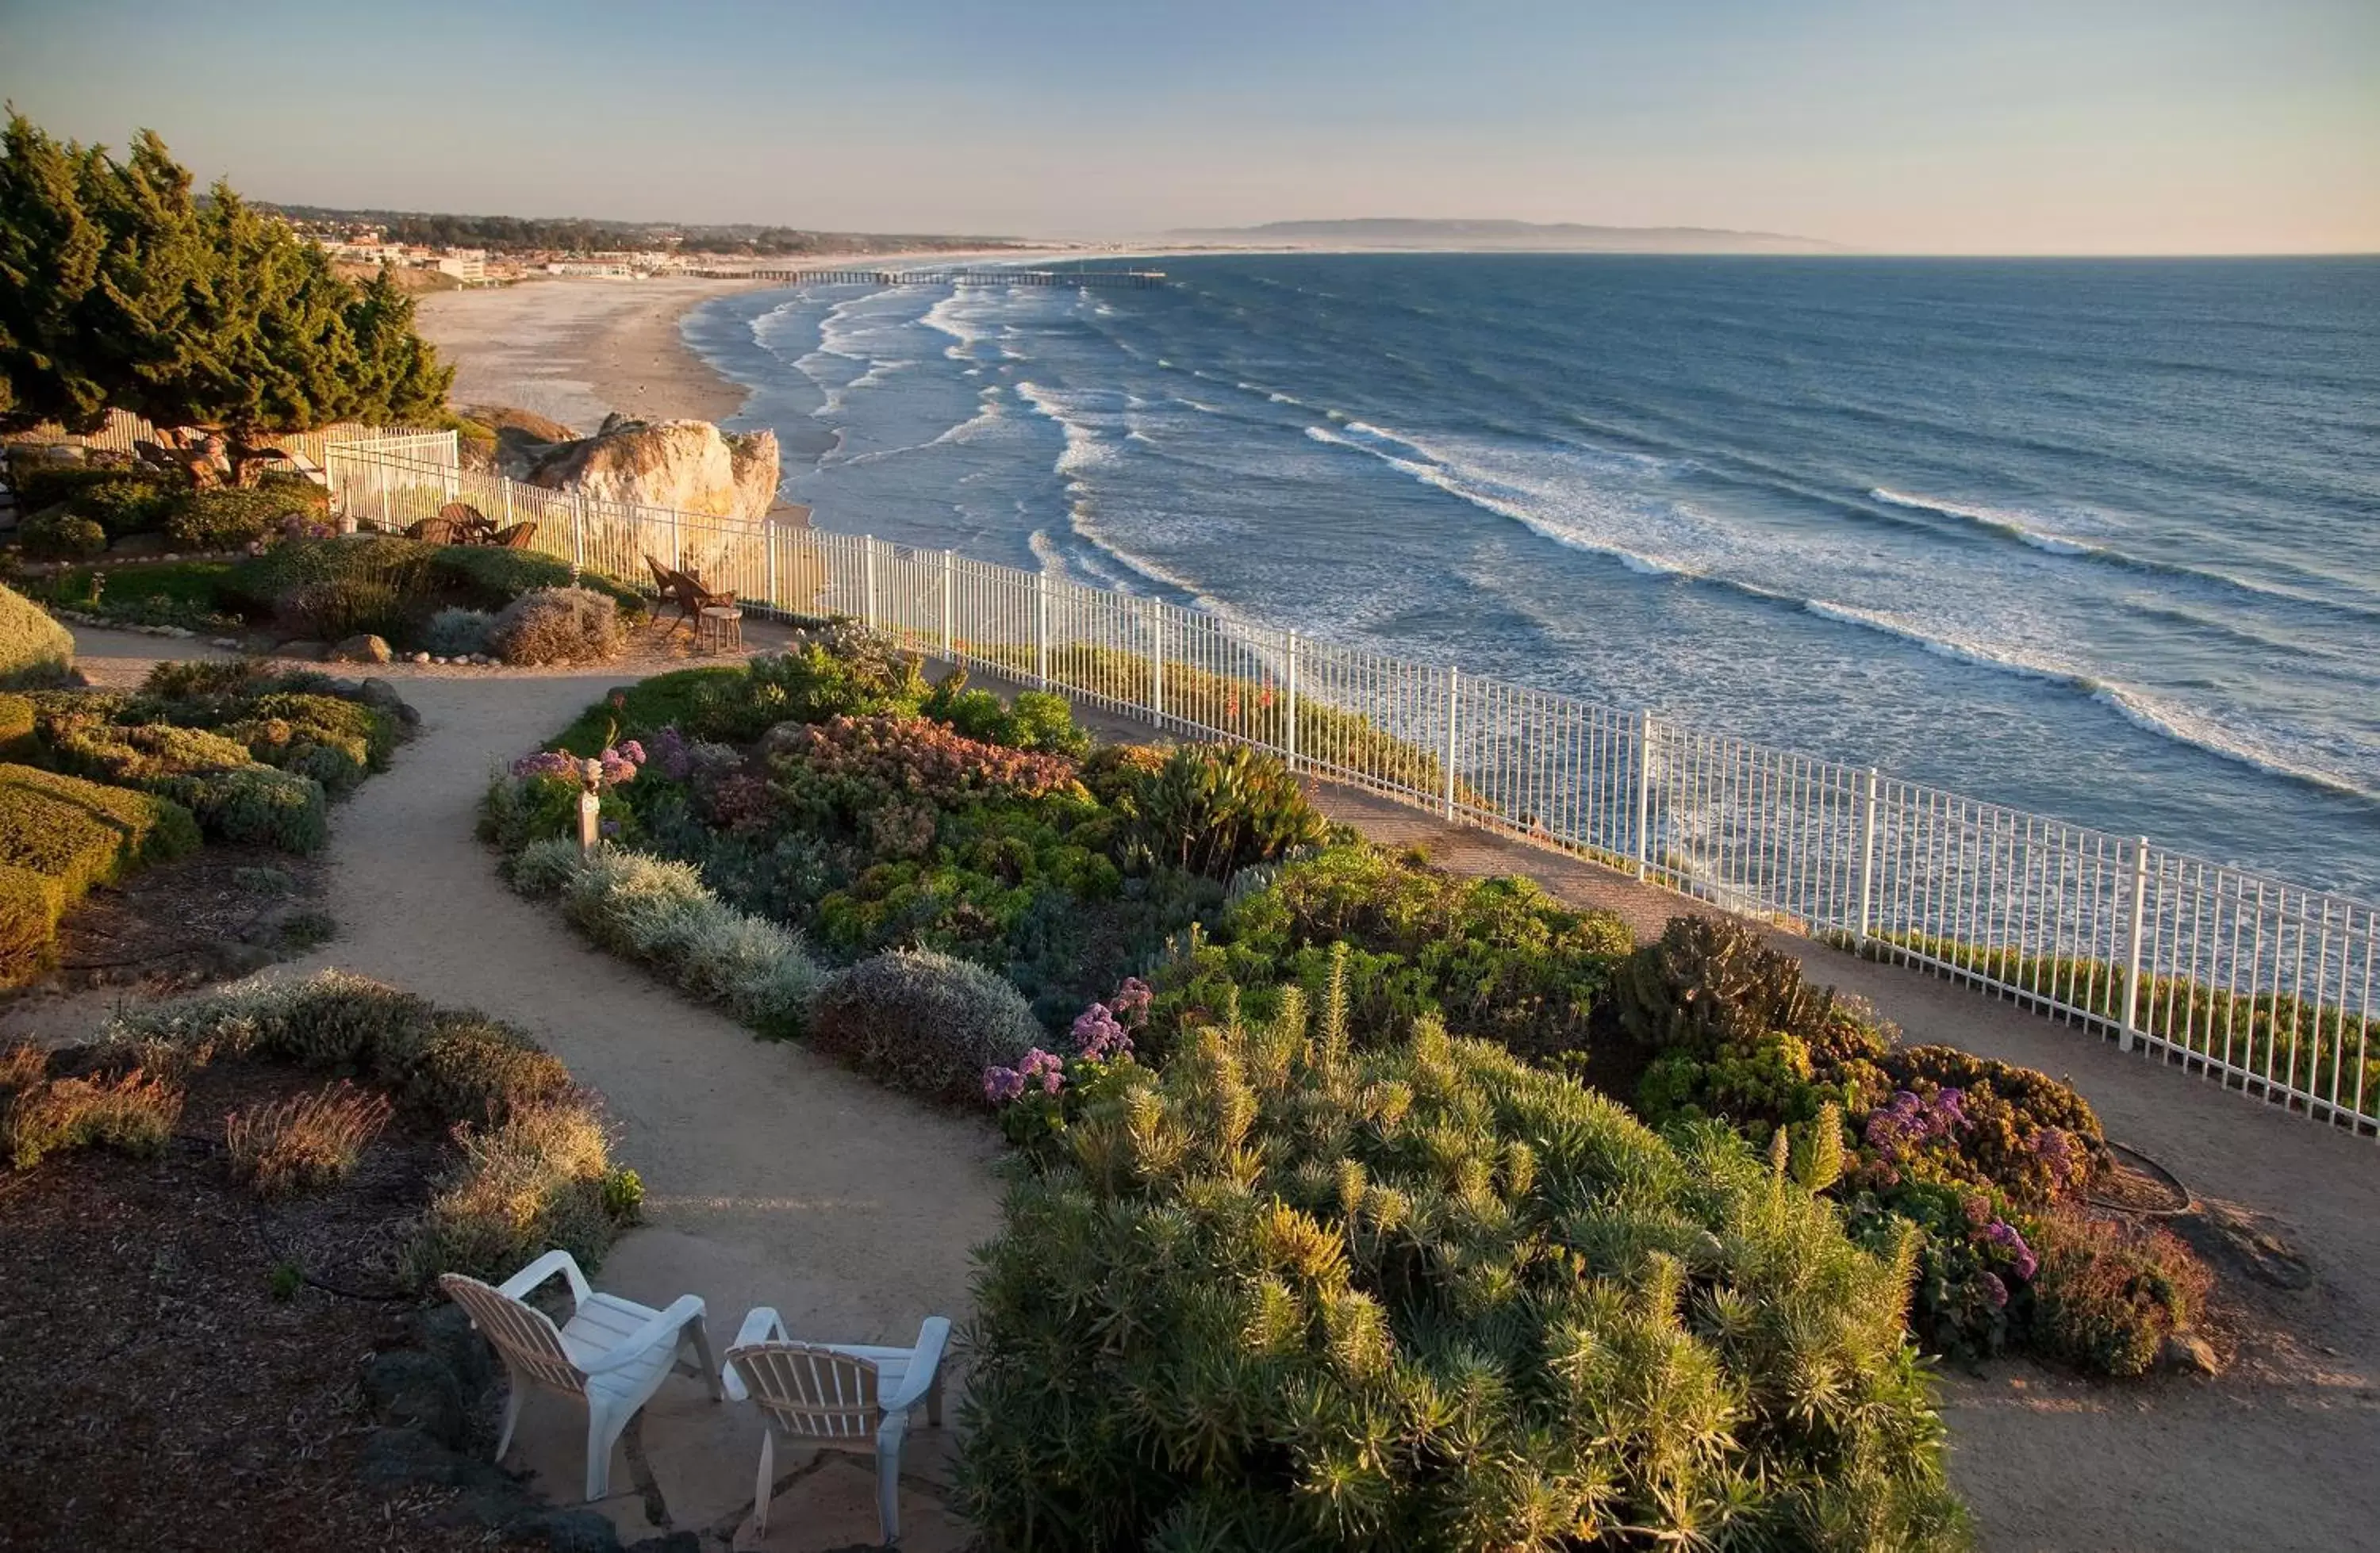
[263,204,1026,258]
[1162,218,1843,255]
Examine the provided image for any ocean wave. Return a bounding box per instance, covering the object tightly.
[1870,488,2102,556]
[2091,685,2378,802]
[921,292,994,360]
[1802,600,2088,685]
[1015,381,1115,477]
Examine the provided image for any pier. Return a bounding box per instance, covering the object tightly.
[685,267,1167,288]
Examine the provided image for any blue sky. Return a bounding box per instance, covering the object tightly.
[2,0,2374,251]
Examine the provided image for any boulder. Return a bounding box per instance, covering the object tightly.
[522,416,778,523]
[330,633,393,664]
[2162,1329,2223,1377]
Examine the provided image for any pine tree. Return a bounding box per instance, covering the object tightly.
[0,110,453,439]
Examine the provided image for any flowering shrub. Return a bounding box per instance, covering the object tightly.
[509,740,643,788]
[2025,1208,2213,1377]
[983,976,1152,1141]
[489,585,621,665]
[773,714,1082,815]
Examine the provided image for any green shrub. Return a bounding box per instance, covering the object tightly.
[165,482,322,550]
[1171,844,1632,1063]
[0,862,67,984]
[17,508,109,560]
[958,999,1967,1550]
[922,670,1092,755]
[2023,1210,2211,1378]
[2,1066,182,1169]
[426,545,643,613]
[421,606,495,658]
[14,464,180,523]
[507,836,589,896]
[403,1017,577,1125]
[0,761,200,865]
[140,655,278,700]
[0,583,74,688]
[549,667,747,754]
[39,711,254,784]
[489,585,620,665]
[160,766,329,853]
[1119,743,1328,879]
[0,694,32,761]
[1617,915,1835,1059]
[220,691,396,796]
[808,948,1045,1102]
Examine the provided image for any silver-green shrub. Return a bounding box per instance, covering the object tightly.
[808,948,1045,1102]
[489,586,620,666]
[420,605,497,659]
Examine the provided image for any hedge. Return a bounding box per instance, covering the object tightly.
[0,584,74,689]
[0,763,198,984]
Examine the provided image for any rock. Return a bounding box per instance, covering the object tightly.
[278,639,327,661]
[211,636,242,650]
[756,720,813,764]
[411,650,431,665]
[355,677,420,727]
[330,633,393,664]
[413,1305,493,1396]
[106,531,171,558]
[522,416,779,523]
[2162,1330,2223,1376]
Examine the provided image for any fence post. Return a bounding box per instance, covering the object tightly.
[1150,602,1165,727]
[862,536,878,628]
[1035,571,1050,688]
[765,526,778,620]
[1633,710,1656,881]
[671,504,682,571]
[1284,631,1299,770]
[1856,767,1880,946]
[940,549,954,654]
[566,483,584,576]
[1442,667,1460,821]
[2121,836,2150,1053]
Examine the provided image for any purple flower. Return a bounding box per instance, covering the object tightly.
[1071,1003,1131,1060]
[1110,976,1154,1026]
[599,819,622,839]
[982,1066,1026,1104]
[510,750,581,781]
[1982,1220,2039,1281]
[650,726,693,781]
[1979,1271,2009,1310]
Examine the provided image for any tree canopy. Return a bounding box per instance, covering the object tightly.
[0,112,452,436]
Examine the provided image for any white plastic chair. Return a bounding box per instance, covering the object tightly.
[439,1249,723,1501]
[722,1307,952,1543]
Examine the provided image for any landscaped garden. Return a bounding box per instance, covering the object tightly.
[470,615,2234,1546]
[0,973,647,1551]
[11,523,644,665]
[0,583,413,995]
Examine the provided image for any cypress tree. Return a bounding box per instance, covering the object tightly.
[0,111,453,439]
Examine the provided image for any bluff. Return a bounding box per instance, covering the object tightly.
[518,416,779,523]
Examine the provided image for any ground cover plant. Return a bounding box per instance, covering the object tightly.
[960,960,1969,1551]
[0,580,74,686]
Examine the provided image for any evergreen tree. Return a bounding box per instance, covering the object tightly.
[0,110,452,438]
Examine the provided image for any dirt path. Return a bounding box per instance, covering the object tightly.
[57,630,2380,1550]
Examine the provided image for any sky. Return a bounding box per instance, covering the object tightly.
[2,0,2375,253]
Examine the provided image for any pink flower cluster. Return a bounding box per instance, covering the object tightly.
[983,1048,1065,1103]
[512,742,645,789]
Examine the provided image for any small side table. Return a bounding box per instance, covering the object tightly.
[696,604,743,655]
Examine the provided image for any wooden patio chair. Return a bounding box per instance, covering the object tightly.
[439,1249,722,1501]
[722,1307,950,1543]
[405,516,461,546]
[439,501,493,542]
[644,553,735,636]
[490,521,538,549]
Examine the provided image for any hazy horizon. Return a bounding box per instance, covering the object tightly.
[4,0,2375,255]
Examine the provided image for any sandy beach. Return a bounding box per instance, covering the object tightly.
[414,275,766,435]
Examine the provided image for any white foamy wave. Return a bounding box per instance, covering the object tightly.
[1871,488,2101,557]
[1017,381,1120,478]
[2091,686,2378,802]
[1802,600,2087,684]
[920,292,992,360]
[1027,528,1068,577]
[1302,424,1696,579]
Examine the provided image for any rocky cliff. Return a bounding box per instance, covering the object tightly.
[519,416,779,523]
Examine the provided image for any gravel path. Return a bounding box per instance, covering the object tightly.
[58,628,2380,1550]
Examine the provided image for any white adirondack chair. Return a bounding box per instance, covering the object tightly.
[722,1307,952,1543]
[439,1249,723,1501]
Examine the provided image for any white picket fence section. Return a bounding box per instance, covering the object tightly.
[327,443,2380,1137]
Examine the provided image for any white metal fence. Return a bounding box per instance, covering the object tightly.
[328,443,2380,1137]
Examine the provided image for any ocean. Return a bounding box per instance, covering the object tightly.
[681,255,2380,899]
